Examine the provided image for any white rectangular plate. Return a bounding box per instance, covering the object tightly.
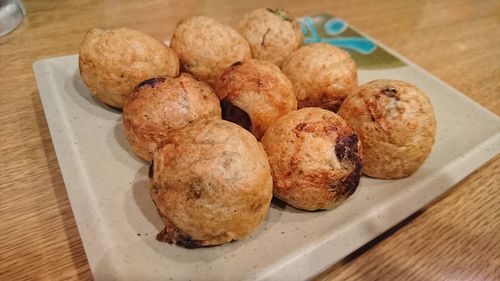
[33,17,499,281]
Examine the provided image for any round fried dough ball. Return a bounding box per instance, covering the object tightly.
[338,80,436,179]
[238,8,303,67]
[282,43,357,112]
[214,59,297,140]
[261,108,362,211]
[170,16,251,86]
[149,120,273,247]
[123,74,221,161]
[79,28,179,108]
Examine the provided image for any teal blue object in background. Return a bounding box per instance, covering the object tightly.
[300,14,405,69]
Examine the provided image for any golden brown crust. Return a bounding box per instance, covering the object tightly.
[214,59,297,139]
[170,16,251,86]
[149,120,273,247]
[79,28,179,108]
[261,108,362,211]
[123,74,221,161]
[338,79,436,179]
[281,43,357,112]
[238,8,303,67]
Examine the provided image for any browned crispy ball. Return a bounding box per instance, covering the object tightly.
[338,80,436,179]
[79,28,179,108]
[261,108,362,211]
[123,74,221,161]
[238,8,303,67]
[214,59,297,140]
[282,43,357,112]
[170,16,251,86]
[149,120,273,248]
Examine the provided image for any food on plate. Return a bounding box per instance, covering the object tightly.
[79,28,179,108]
[149,120,273,247]
[261,108,362,211]
[338,79,436,179]
[214,59,297,140]
[170,16,251,86]
[282,43,357,112]
[123,74,221,161]
[70,9,441,256]
[238,8,303,67]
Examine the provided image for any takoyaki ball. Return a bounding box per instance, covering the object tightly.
[170,16,251,86]
[214,59,297,140]
[338,80,436,179]
[238,8,303,67]
[261,108,362,211]
[123,74,221,161]
[79,28,179,108]
[282,43,357,112]
[149,120,273,248]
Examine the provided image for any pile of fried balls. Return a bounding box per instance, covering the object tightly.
[79,8,436,248]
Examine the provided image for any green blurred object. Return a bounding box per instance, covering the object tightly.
[300,14,405,69]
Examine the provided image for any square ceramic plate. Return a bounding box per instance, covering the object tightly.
[33,14,499,281]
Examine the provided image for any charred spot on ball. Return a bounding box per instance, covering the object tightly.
[381,87,400,100]
[340,164,362,196]
[221,99,252,132]
[335,134,359,160]
[334,133,363,195]
[135,76,166,90]
[187,182,203,200]
[176,234,203,249]
[155,227,172,243]
[348,161,362,193]
[332,151,362,196]
[294,122,307,132]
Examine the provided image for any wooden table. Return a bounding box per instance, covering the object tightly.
[1,0,498,280]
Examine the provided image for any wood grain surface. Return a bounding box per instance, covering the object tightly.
[0,0,499,280]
